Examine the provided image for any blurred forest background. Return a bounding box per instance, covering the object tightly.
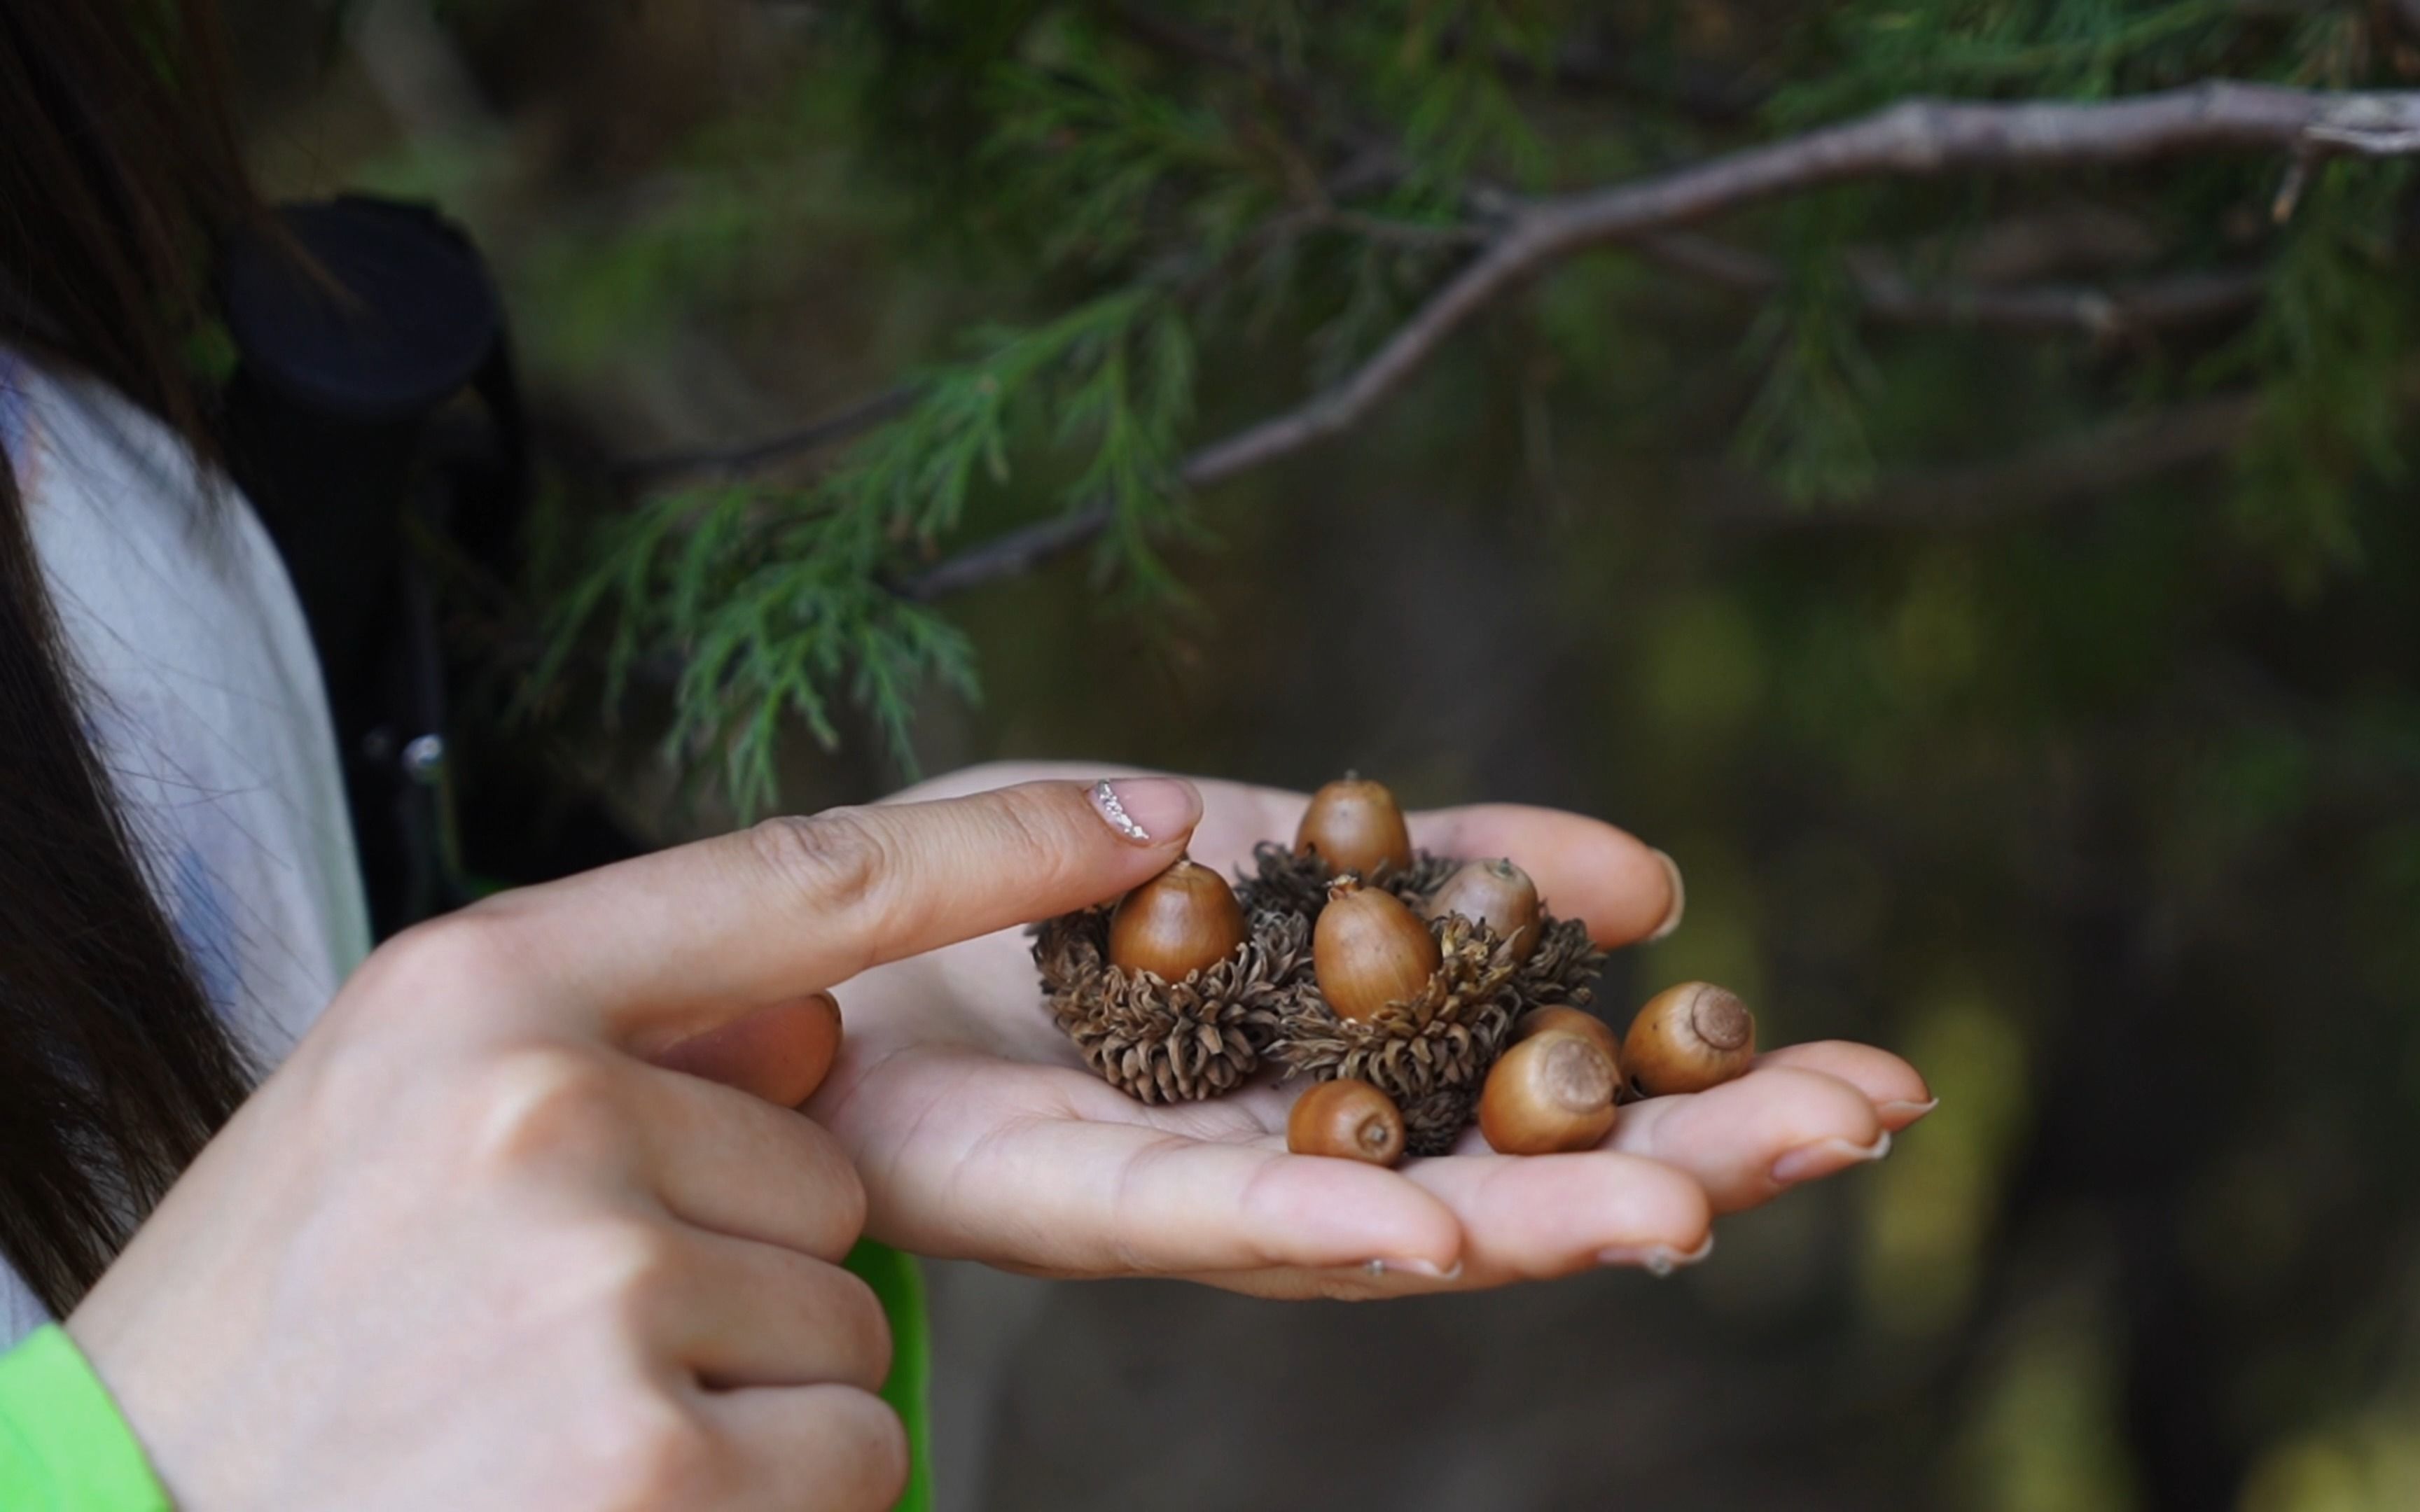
[221,1,2419,1508]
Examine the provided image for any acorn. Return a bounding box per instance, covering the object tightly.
[1041,862,1300,1105]
[1295,776,1414,881]
[1109,859,1249,982]
[1286,1078,1407,1166]
[1424,858,1542,963]
[1623,981,1756,1097]
[1514,1004,1622,1077]
[1479,1030,1619,1155]
[1312,878,1442,1022]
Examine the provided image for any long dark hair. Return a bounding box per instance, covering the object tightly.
[1,0,264,1315]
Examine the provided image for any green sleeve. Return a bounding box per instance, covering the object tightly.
[0,1326,170,1512]
[843,1240,933,1512]
[0,1261,928,1512]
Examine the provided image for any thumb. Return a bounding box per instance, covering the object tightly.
[453,778,1202,1049]
[648,991,843,1105]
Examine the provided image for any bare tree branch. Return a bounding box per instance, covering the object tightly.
[901,82,2420,598]
[1637,233,2267,335]
[898,393,2263,598]
[616,386,921,489]
[898,504,1114,601]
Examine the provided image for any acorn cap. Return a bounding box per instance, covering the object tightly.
[1269,914,1502,1153]
[1035,906,1310,1103]
[1272,896,1607,1154]
[1237,840,1459,920]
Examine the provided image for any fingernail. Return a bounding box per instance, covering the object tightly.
[1771,1129,1893,1186]
[1598,1233,1714,1278]
[1879,1096,1939,1126]
[1090,778,1199,845]
[1366,1257,1462,1280]
[1644,848,1686,942]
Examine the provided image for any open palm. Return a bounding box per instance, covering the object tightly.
[807,764,1932,1298]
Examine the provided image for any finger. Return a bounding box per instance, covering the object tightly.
[1408,804,1679,946]
[1398,1148,1712,1282]
[1608,1066,1889,1212]
[461,777,1204,1044]
[1755,1041,1934,1128]
[637,1070,868,1261]
[955,1127,1462,1278]
[1169,1261,1461,1301]
[651,993,843,1107]
[655,1235,890,1392]
[707,1384,908,1512]
[835,1058,1463,1276]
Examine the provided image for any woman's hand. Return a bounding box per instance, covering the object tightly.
[817,764,1935,1299]
[67,783,1202,1512]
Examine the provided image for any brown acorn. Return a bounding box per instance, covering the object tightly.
[1479,1030,1619,1154]
[1623,981,1756,1097]
[1312,878,1442,1022]
[1286,1078,1407,1166]
[1108,860,1248,982]
[1424,858,1542,962]
[1295,776,1414,881]
[1514,1004,1622,1077]
[1036,904,1307,1105]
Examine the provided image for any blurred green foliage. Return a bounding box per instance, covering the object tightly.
[496,0,2420,809]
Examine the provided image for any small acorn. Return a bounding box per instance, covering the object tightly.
[1108,859,1249,982]
[1295,776,1414,881]
[1480,1030,1619,1155]
[1424,858,1543,962]
[1286,1078,1407,1166]
[1514,1004,1622,1077]
[1623,981,1757,1097]
[1312,877,1442,1022]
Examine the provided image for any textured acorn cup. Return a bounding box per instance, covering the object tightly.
[1480,1030,1619,1155]
[1036,905,1309,1104]
[1424,858,1543,964]
[1312,878,1442,1022]
[1295,776,1414,881]
[1623,981,1757,1097]
[1515,1004,1622,1079]
[1109,860,1249,982]
[1286,1078,1407,1166]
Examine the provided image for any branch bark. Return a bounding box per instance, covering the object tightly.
[616,385,921,489]
[908,81,2420,597]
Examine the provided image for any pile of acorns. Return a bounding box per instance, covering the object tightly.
[1035,776,1762,1162]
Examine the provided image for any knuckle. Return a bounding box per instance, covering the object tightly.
[867,1397,913,1508]
[790,1120,870,1245]
[825,1390,911,1512]
[984,785,1084,892]
[749,809,889,913]
[569,1219,685,1317]
[600,1398,727,1507]
[466,1046,633,1172]
[361,912,526,1004]
[830,1270,894,1391]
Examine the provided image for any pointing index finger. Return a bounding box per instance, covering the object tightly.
[460,778,1204,1047]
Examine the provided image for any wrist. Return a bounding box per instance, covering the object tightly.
[0,1326,171,1512]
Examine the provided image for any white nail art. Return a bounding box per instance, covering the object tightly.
[1645,848,1687,942]
[1091,779,1151,841]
